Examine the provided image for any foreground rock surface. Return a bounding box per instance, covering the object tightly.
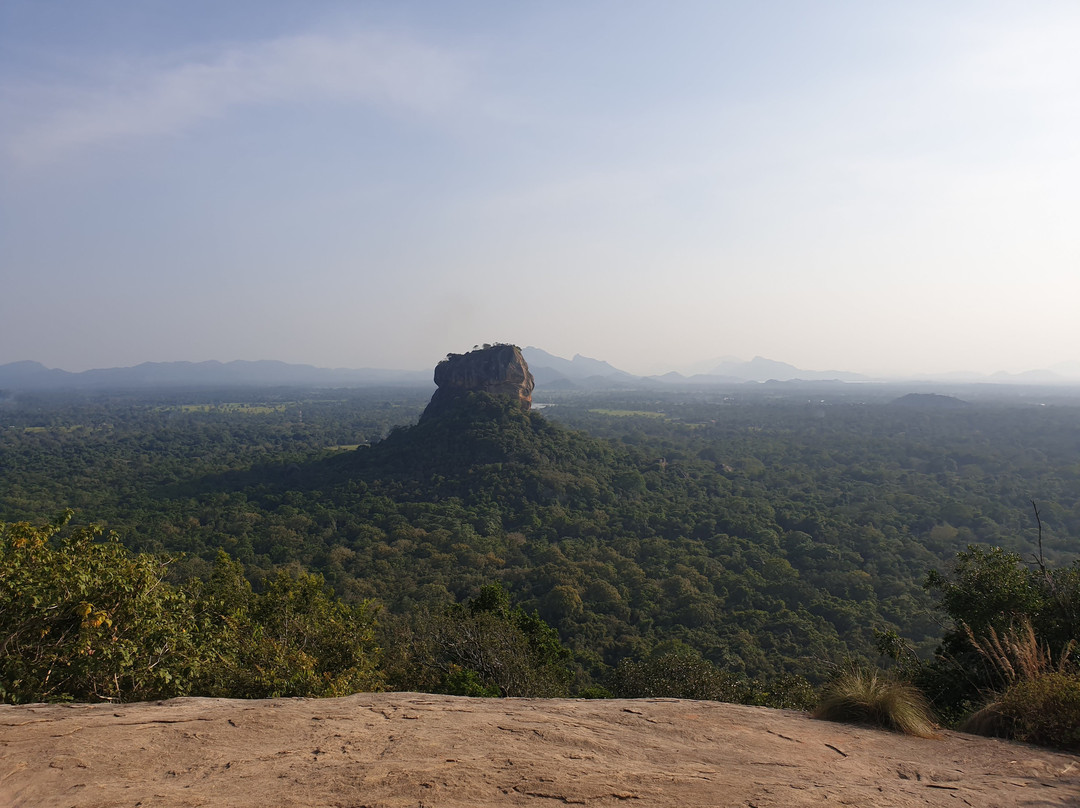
[2,693,1078,807]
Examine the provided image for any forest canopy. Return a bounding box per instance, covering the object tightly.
[1,383,1078,725]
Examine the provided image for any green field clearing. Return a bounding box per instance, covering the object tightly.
[586,409,665,418]
[161,403,290,414]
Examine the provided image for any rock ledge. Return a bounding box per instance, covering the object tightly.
[3,693,1079,807]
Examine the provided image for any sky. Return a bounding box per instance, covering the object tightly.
[2,1,1079,377]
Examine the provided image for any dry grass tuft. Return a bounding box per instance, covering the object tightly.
[958,702,1012,739]
[813,667,938,738]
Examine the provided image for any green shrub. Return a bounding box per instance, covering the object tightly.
[195,554,383,699]
[923,547,1080,720]
[392,583,575,698]
[813,667,937,737]
[1,519,382,704]
[611,651,746,701]
[439,667,501,697]
[611,651,816,709]
[752,674,818,711]
[962,672,1080,751]
[956,615,1080,751]
[0,514,207,703]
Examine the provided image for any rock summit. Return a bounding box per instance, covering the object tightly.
[421,344,535,420]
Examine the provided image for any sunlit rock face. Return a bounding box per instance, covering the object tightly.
[421,344,535,420]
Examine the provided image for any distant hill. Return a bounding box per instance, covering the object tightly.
[0,350,645,392]
[8,350,1076,393]
[709,356,869,382]
[522,347,639,390]
[522,349,869,388]
[989,369,1066,383]
[0,360,431,391]
[890,393,970,410]
[0,360,73,388]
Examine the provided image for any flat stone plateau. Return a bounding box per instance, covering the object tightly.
[2,693,1078,807]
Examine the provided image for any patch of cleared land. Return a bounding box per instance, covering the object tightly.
[587,409,665,417]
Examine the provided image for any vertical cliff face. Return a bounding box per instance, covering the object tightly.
[421,344,535,420]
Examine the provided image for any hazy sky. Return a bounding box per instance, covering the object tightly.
[2,1,1079,376]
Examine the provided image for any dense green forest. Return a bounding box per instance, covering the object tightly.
[2,382,1079,723]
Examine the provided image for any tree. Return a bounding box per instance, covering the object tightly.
[1,517,383,703]
[194,552,383,698]
[0,513,206,703]
[921,545,1080,726]
[398,583,574,697]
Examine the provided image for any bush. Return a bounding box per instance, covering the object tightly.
[0,514,207,703]
[961,672,1080,751]
[612,651,746,701]
[923,546,1080,720]
[813,667,937,737]
[1,518,383,704]
[955,616,1080,751]
[195,553,383,699]
[610,650,816,709]
[754,674,818,711]
[392,583,575,697]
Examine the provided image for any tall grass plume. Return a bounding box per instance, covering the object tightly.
[960,618,1079,750]
[962,618,1073,687]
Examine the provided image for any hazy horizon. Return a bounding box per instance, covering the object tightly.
[8,347,1080,384]
[4,2,1079,378]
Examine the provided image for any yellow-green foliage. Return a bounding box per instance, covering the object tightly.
[197,554,383,699]
[0,513,206,703]
[963,673,1080,751]
[1,516,382,703]
[813,667,938,738]
[988,672,1080,751]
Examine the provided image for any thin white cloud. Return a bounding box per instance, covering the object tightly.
[5,30,468,166]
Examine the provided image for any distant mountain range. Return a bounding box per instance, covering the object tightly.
[521,348,641,390]
[2,351,1079,392]
[662,356,869,384]
[521,349,866,389]
[0,360,430,391]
